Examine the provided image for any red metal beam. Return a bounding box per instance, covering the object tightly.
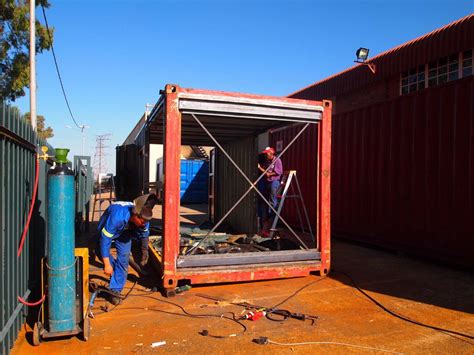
[162,84,181,289]
[319,100,332,275]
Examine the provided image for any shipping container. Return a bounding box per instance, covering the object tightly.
[141,84,332,295]
[115,144,143,201]
[277,76,474,268]
[180,159,209,204]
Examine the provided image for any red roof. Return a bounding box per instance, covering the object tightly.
[289,14,474,100]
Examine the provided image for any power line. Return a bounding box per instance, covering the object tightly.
[40,4,81,129]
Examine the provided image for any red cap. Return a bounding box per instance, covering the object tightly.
[261,147,275,154]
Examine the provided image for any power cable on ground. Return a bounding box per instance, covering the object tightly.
[333,269,474,342]
[255,337,402,354]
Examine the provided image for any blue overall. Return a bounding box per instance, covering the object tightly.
[97,202,150,292]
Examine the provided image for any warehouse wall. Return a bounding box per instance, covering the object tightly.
[332,76,474,267]
[332,76,400,114]
[283,76,473,267]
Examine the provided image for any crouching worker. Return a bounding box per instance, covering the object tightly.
[97,193,157,304]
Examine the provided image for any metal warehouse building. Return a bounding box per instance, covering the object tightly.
[288,14,473,267]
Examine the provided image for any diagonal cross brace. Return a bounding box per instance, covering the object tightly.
[186,114,312,255]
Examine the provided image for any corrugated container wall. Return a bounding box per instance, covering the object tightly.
[332,77,474,268]
[269,124,319,229]
[115,144,143,201]
[284,76,474,268]
[215,136,257,234]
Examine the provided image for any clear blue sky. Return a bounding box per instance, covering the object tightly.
[15,0,473,173]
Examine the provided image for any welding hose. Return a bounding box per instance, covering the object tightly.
[17,155,40,257]
[15,156,45,307]
[18,294,45,307]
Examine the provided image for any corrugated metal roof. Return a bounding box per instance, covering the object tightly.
[290,14,474,100]
[123,113,146,145]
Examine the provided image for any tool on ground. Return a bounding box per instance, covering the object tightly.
[196,293,318,325]
[268,170,314,242]
[241,309,266,321]
[89,280,138,310]
[175,285,192,294]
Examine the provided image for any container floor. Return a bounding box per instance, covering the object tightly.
[12,236,474,354]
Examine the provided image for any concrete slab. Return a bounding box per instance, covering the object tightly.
[11,237,474,354]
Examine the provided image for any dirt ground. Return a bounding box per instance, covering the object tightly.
[11,202,474,354]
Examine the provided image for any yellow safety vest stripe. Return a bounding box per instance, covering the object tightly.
[102,227,114,238]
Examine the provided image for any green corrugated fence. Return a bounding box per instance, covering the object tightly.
[0,102,93,353]
[74,156,93,235]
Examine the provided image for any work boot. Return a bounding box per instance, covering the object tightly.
[105,290,122,306]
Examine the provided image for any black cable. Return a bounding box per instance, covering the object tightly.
[40,4,81,129]
[333,269,474,341]
[196,277,326,325]
[91,291,247,338]
[129,294,247,338]
[271,277,326,309]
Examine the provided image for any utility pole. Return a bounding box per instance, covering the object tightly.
[29,0,37,131]
[66,124,91,155]
[145,103,154,120]
[93,134,112,178]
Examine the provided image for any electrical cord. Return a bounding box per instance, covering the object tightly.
[333,269,474,342]
[129,294,247,338]
[40,4,81,129]
[271,276,326,309]
[90,290,246,338]
[256,337,402,354]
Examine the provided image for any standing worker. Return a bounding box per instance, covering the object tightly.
[258,147,283,234]
[97,193,157,304]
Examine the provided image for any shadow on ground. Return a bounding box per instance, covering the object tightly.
[329,239,474,315]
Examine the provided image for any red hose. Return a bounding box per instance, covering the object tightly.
[17,156,40,257]
[18,294,45,307]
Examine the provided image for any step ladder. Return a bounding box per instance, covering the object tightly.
[268,170,314,242]
[92,173,116,221]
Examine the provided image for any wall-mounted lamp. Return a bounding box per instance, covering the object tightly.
[354,47,376,74]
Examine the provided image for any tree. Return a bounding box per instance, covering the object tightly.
[23,112,53,139]
[1,0,53,101]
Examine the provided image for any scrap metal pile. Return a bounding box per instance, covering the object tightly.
[149,226,300,256]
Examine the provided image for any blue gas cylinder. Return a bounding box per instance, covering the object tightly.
[47,148,76,333]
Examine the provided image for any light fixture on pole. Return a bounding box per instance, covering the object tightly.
[66,124,90,156]
[354,47,376,74]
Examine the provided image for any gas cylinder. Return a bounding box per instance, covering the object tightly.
[47,148,76,333]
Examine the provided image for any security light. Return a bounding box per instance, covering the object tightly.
[354,47,376,74]
[356,47,370,62]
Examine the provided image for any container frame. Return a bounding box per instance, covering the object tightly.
[145,84,332,295]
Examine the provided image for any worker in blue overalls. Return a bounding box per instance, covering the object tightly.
[97,193,157,304]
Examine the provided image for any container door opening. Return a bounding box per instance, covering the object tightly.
[146,85,330,278]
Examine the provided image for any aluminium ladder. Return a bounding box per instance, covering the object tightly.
[268,170,314,242]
